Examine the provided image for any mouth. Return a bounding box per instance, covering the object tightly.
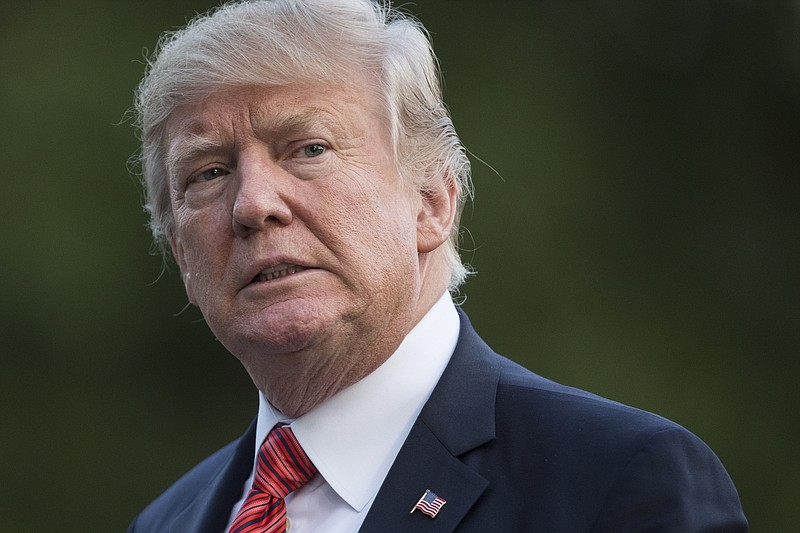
[251,263,307,284]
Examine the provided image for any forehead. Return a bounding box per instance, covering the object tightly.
[165,83,385,147]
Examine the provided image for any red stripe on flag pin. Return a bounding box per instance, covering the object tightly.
[411,489,446,518]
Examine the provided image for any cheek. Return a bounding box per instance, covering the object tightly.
[180,246,224,310]
[352,200,420,267]
[175,213,230,282]
[176,202,230,246]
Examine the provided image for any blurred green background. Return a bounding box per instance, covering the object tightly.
[1,0,797,530]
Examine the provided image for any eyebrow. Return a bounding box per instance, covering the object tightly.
[165,107,345,176]
[257,108,342,140]
[166,132,227,178]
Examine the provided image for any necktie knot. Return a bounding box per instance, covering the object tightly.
[228,425,317,533]
[253,425,317,498]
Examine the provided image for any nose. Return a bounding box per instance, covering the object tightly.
[231,152,293,238]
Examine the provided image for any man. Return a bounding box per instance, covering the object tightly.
[128,0,748,531]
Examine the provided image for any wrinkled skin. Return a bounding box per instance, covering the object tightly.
[165,83,456,416]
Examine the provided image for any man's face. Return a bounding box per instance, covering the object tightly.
[164,83,436,372]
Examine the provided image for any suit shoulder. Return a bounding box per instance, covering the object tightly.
[494,353,682,437]
[477,353,747,529]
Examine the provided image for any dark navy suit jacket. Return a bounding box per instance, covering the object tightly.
[128,310,748,532]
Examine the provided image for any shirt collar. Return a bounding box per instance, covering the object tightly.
[253,292,459,511]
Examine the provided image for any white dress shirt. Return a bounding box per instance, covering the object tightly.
[225,292,460,532]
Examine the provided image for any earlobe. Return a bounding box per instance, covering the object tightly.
[417,174,458,254]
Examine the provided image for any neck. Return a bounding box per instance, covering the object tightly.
[247,259,452,418]
[257,303,450,417]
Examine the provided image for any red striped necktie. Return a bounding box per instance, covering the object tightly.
[228,425,318,533]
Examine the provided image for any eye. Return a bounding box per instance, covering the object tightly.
[300,143,326,158]
[192,167,229,182]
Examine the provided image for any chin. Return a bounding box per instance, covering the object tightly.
[221,306,335,359]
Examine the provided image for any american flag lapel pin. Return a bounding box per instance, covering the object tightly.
[410,489,447,518]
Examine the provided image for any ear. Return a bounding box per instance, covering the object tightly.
[168,231,197,305]
[416,173,458,254]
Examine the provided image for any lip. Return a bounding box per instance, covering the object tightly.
[241,257,314,289]
[253,263,307,282]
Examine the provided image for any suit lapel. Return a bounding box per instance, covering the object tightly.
[359,309,500,532]
[357,421,488,533]
[169,420,256,533]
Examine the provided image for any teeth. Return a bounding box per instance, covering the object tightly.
[256,264,305,282]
